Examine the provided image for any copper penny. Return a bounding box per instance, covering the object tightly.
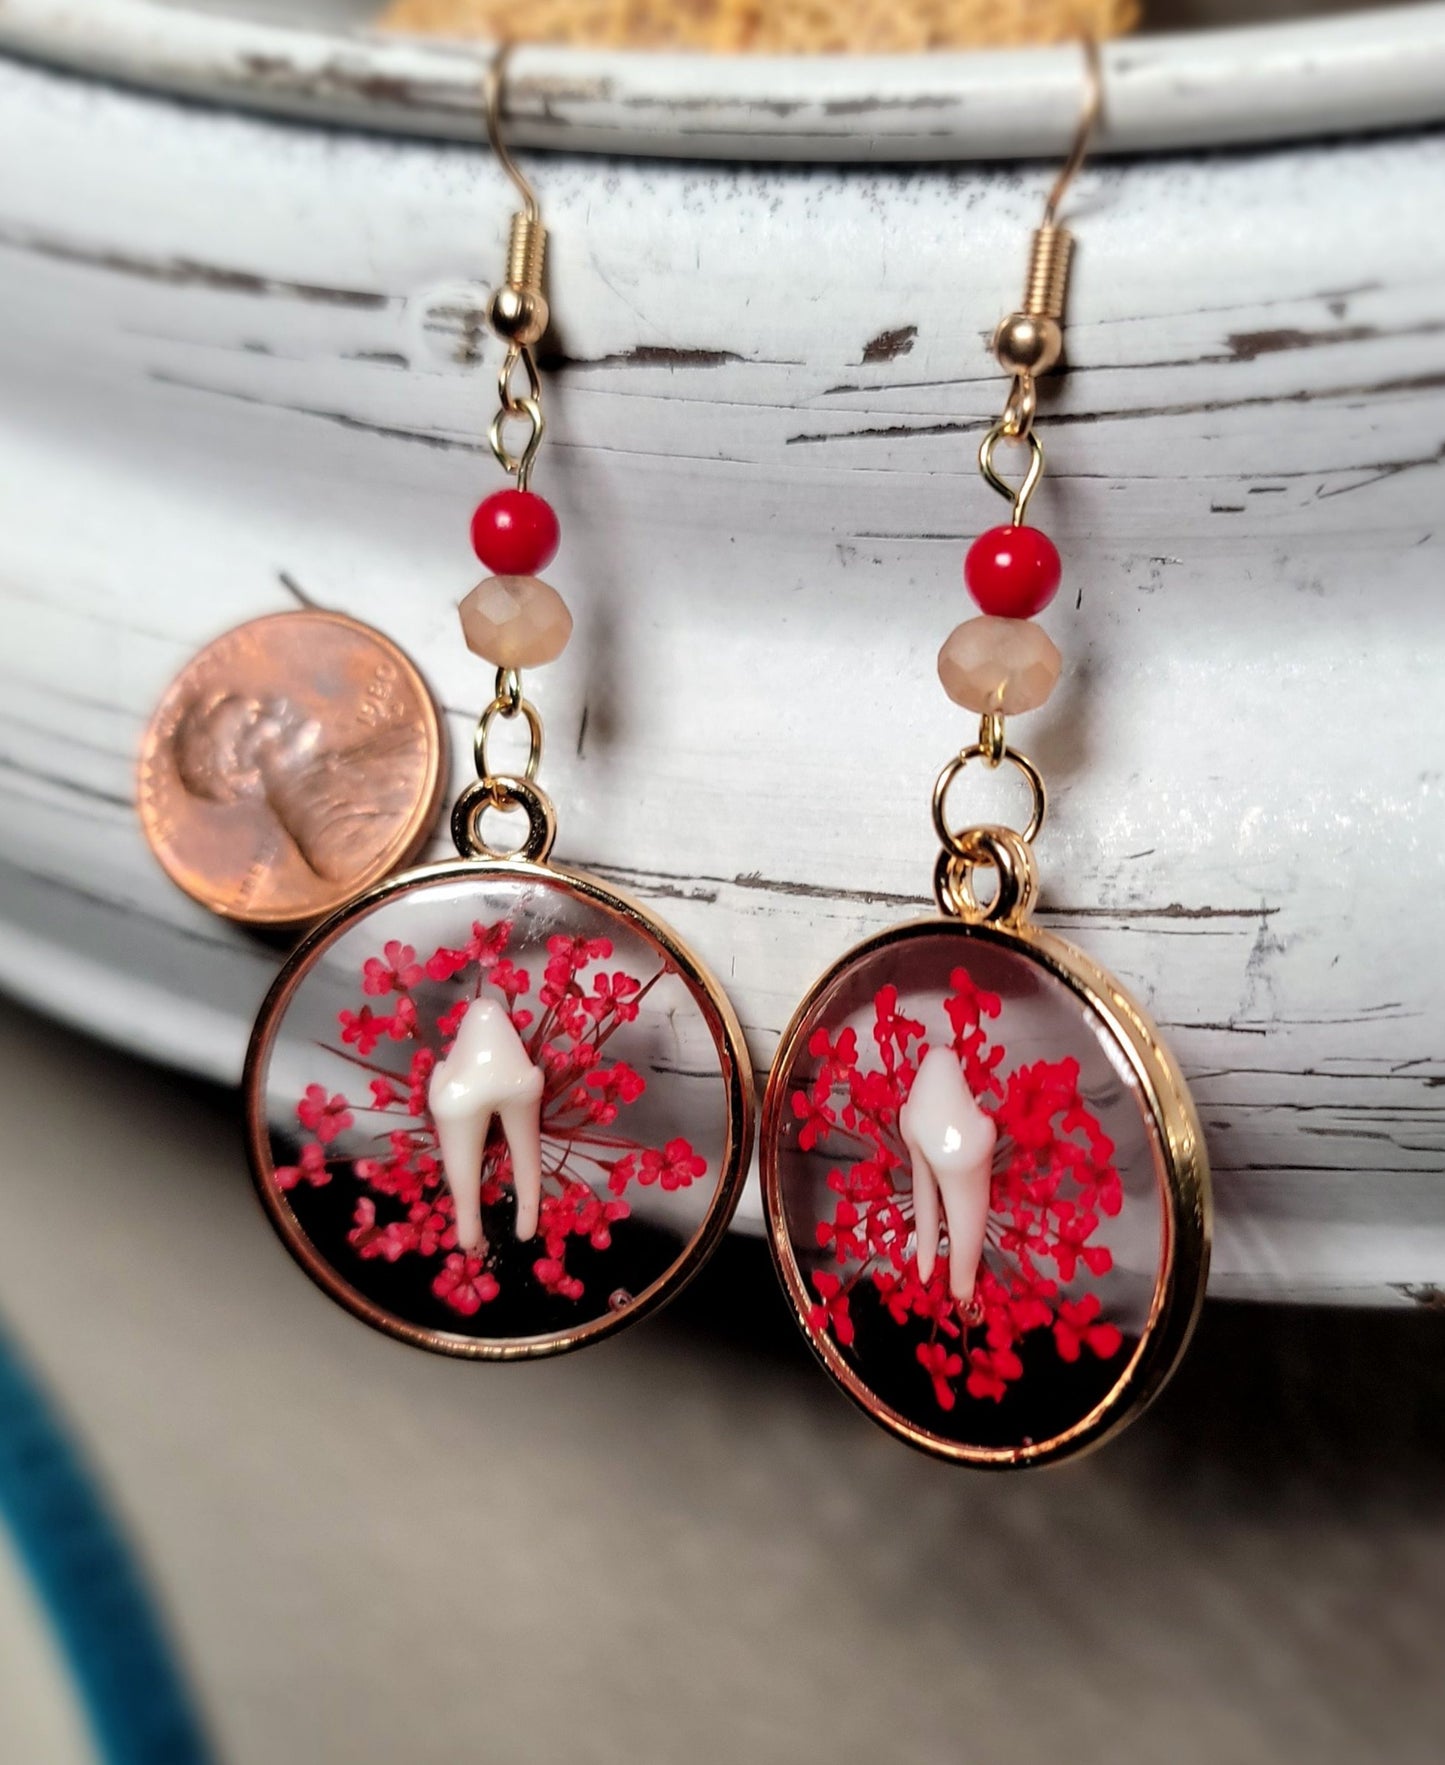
[138,610,447,926]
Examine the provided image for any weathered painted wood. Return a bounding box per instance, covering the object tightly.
[0,51,1441,1301]
[2,0,1444,160]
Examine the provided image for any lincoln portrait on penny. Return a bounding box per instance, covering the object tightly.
[171,691,426,882]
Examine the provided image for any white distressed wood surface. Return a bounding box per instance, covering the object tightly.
[2,0,1445,159]
[0,50,1441,1302]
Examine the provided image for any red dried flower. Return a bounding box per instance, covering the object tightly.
[433,1252,500,1315]
[284,918,707,1315]
[794,970,1125,1414]
[917,1341,965,1410]
[1052,1293,1124,1364]
[363,941,423,996]
[637,1138,707,1192]
[276,1140,330,1191]
[297,1084,352,1144]
[808,1271,855,1347]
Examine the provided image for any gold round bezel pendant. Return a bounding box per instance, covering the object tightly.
[762,914,1210,1468]
[245,856,754,1359]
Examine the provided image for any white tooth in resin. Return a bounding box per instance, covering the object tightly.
[898,1045,998,1303]
[427,999,546,1254]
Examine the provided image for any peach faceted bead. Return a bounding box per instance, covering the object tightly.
[459,575,573,669]
[937,615,1061,715]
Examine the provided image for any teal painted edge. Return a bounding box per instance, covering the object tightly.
[0,1318,212,1765]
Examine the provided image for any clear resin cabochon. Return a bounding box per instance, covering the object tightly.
[245,860,753,1356]
[763,918,1209,1466]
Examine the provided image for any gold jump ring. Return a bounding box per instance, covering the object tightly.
[474,693,544,784]
[452,774,557,864]
[932,743,1047,857]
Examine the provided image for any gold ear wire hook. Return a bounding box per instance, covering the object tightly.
[1042,35,1102,228]
[484,44,539,226]
[483,41,549,490]
[991,36,1102,436]
[484,43,549,354]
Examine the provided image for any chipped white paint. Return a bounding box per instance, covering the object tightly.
[900,1046,998,1302]
[0,25,1441,1305]
[428,997,545,1252]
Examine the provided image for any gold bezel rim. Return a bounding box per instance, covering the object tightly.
[138,608,450,928]
[760,914,1211,1469]
[243,855,756,1358]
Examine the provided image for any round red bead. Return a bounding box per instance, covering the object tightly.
[470,489,560,576]
[964,524,1062,618]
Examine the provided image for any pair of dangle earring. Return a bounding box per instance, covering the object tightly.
[244,49,1209,1466]
[762,47,1211,1467]
[243,61,753,1357]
